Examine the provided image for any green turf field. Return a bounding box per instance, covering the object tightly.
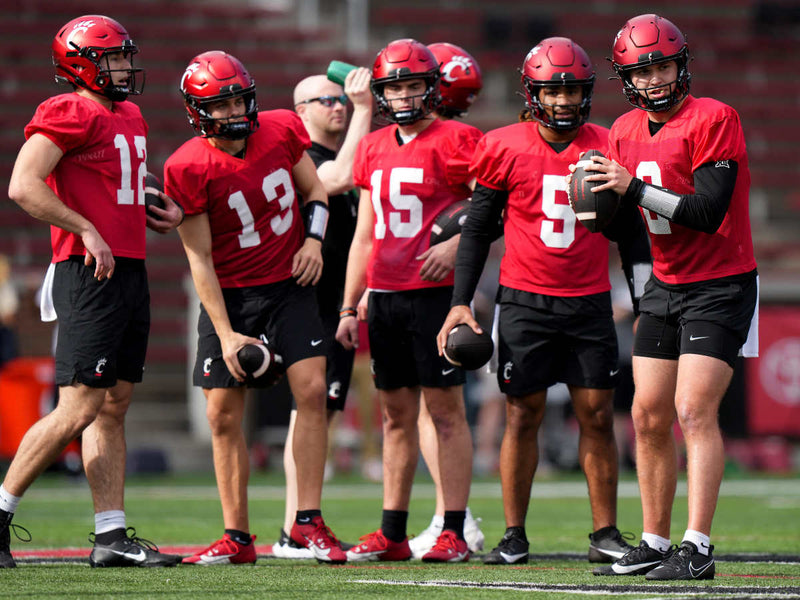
[4,471,799,599]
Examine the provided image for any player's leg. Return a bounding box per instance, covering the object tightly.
[570,386,617,530]
[675,354,731,535]
[83,381,133,515]
[205,387,250,531]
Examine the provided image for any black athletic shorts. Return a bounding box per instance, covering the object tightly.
[634,270,758,368]
[194,278,326,389]
[368,287,465,390]
[291,310,354,412]
[53,256,149,387]
[496,286,618,397]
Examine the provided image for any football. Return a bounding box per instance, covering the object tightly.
[237,343,285,386]
[430,199,470,245]
[443,324,494,370]
[144,172,165,214]
[567,149,620,233]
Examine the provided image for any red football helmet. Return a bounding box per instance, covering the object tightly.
[371,39,440,124]
[521,37,594,130]
[181,51,259,139]
[52,15,144,101]
[428,43,482,119]
[611,14,691,112]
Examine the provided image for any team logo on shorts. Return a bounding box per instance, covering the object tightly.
[203,357,213,376]
[328,381,342,400]
[94,357,107,377]
[502,361,513,383]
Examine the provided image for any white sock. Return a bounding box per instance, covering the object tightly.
[641,532,671,554]
[430,514,444,529]
[95,510,126,534]
[682,529,711,555]
[0,484,21,514]
[465,506,475,524]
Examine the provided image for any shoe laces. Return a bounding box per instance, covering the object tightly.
[310,520,340,547]
[663,542,691,566]
[611,529,635,545]
[88,527,159,552]
[358,530,387,549]
[430,530,460,552]
[202,535,238,555]
[626,540,662,562]
[8,523,32,544]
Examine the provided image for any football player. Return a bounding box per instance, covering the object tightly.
[336,38,481,563]
[166,51,346,565]
[270,66,374,559]
[436,37,651,565]
[408,41,487,560]
[585,14,758,581]
[3,15,183,568]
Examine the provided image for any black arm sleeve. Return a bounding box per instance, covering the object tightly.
[451,183,508,307]
[602,202,652,315]
[624,160,738,234]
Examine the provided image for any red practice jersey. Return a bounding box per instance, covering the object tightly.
[471,121,612,297]
[608,96,756,284]
[164,110,310,288]
[353,119,480,291]
[25,93,149,261]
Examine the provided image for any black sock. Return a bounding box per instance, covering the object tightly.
[381,510,408,543]
[443,511,466,541]
[505,526,527,542]
[225,529,252,545]
[95,527,127,545]
[0,509,12,529]
[295,509,322,525]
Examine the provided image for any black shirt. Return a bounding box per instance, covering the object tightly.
[305,142,359,316]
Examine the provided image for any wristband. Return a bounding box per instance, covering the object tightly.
[305,200,329,242]
[339,306,357,318]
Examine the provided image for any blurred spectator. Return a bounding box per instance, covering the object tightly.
[0,255,20,371]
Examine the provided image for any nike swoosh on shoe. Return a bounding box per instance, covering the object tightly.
[110,549,146,562]
[499,551,527,563]
[689,560,714,578]
[611,559,661,574]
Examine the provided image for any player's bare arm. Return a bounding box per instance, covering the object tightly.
[335,188,373,350]
[435,304,481,356]
[9,133,115,281]
[315,67,373,196]
[291,152,326,286]
[177,213,261,381]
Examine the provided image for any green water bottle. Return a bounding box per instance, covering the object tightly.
[327,60,358,86]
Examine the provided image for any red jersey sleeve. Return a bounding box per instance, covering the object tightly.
[25,95,92,152]
[470,133,513,191]
[444,124,482,188]
[691,104,744,168]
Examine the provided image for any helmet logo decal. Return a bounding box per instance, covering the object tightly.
[66,19,96,50]
[181,62,200,92]
[441,55,473,83]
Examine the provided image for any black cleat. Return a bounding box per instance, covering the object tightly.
[89,527,182,568]
[588,526,636,563]
[593,540,667,576]
[645,541,715,581]
[0,511,31,569]
[482,528,529,565]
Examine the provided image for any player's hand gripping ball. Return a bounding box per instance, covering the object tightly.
[443,324,494,370]
[237,343,285,386]
[145,172,165,215]
[567,149,620,233]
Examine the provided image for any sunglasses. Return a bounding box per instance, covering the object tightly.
[296,94,348,108]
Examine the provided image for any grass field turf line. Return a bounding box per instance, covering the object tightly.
[2,472,798,599]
